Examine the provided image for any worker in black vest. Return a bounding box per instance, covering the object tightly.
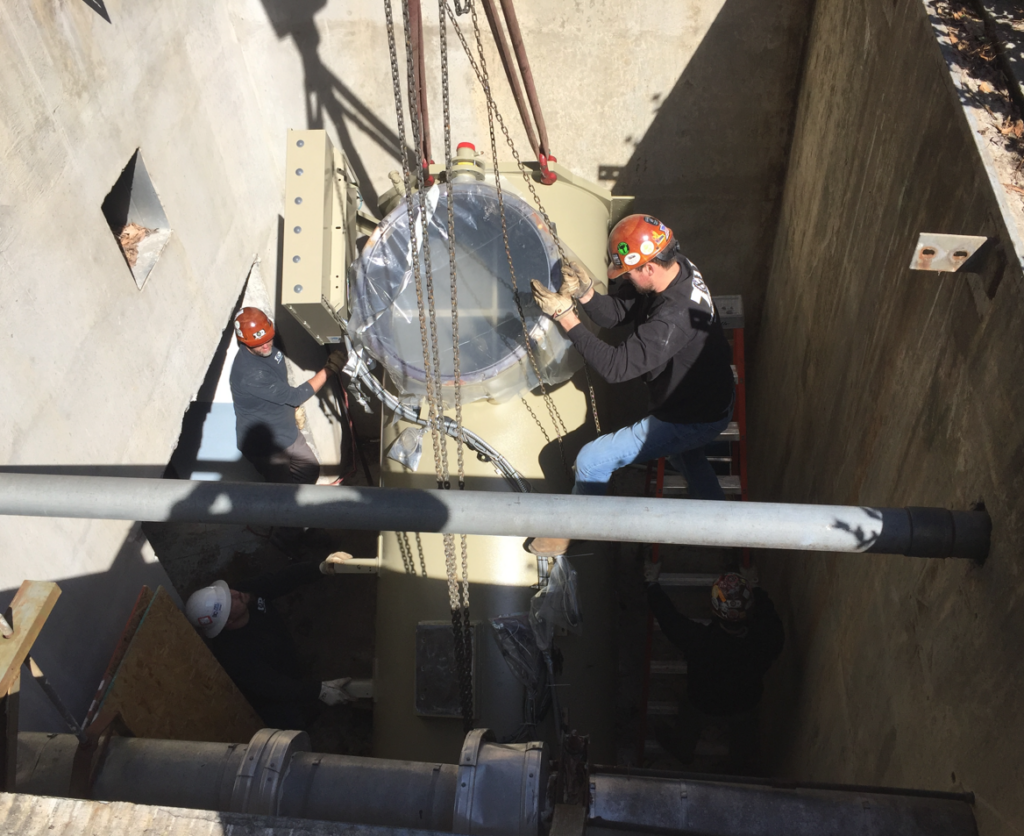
[644,565,784,771]
[185,556,356,729]
[528,215,735,557]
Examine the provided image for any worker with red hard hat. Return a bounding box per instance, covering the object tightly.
[230,307,345,489]
[528,214,735,557]
[643,562,785,770]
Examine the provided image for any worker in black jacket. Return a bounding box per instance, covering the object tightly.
[644,564,784,770]
[528,214,735,557]
[184,556,355,729]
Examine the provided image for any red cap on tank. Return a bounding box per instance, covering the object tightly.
[456,142,476,151]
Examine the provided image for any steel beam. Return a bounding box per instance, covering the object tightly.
[0,473,990,560]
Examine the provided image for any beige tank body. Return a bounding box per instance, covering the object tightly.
[372,160,631,764]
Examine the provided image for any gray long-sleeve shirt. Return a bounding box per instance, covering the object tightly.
[230,346,315,455]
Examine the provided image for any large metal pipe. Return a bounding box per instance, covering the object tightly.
[16,729,536,834]
[587,769,977,836]
[16,733,976,836]
[0,473,990,559]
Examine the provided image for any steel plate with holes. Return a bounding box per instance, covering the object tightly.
[414,621,477,718]
[909,233,988,272]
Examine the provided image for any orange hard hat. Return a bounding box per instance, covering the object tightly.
[233,307,275,347]
[606,214,674,278]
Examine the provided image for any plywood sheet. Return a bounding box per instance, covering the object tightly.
[94,587,262,742]
[83,586,153,728]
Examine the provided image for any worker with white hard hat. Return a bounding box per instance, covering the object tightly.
[528,215,736,557]
[185,555,359,729]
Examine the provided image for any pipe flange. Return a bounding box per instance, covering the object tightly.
[453,729,547,836]
[230,728,311,816]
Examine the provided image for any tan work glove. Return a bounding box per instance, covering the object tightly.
[559,260,594,299]
[530,280,574,320]
[324,350,346,375]
[294,406,307,431]
[320,552,354,574]
[319,677,354,705]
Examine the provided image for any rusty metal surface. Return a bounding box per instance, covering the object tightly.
[909,232,988,271]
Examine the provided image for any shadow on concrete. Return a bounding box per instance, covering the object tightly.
[258,0,408,214]
[601,0,811,353]
[79,0,110,23]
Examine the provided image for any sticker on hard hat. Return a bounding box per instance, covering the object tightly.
[643,216,659,226]
[617,242,630,255]
[212,602,222,614]
[253,328,267,340]
[610,254,622,268]
[640,241,655,256]
[624,252,641,266]
[233,321,244,337]
[651,230,666,246]
[199,615,213,625]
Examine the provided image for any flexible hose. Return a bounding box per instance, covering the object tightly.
[344,339,533,493]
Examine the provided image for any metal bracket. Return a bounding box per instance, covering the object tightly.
[909,233,989,272]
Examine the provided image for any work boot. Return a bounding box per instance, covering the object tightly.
[526,537,571,557]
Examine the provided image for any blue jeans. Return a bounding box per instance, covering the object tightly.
[572,407,733,499]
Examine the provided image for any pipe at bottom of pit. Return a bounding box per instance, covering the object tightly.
[0,473,990,559]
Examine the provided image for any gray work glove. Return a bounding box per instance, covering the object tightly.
[643,560,662,585]
[559,260,594,299]
[319,677,354,706]
[324,351,346,376]
[320,552,354,574]
[530,280,574,320]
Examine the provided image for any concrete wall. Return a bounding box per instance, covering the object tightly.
[0,0,284,728]
[1,0,810,732]
[750,0,1024,831]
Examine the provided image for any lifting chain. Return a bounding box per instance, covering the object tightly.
[439,0,475,729]
[385,0,474,730]
[445,2,602,443]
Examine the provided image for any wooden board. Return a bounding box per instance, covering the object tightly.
[93,586,262,742]
[83,586,154,728]
[0,582,61,696]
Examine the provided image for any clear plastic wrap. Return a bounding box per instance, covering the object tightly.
[529,555,583,651]
[386,426,426,471]
[348,181,583,405]
[490,613,544,692]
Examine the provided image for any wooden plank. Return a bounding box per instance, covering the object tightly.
[0,582,61,697]
[82,586,154,728]
[93,587,262,742]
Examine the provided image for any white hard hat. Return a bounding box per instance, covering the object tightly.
[184,580,231,638]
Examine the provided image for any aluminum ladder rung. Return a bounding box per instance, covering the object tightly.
[649,660,688,675]
[646,701,679,716]
[657,573,719,587]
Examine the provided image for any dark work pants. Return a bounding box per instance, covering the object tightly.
[247,432,320,485]
[657,695,757,771]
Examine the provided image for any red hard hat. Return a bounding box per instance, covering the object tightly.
[710,573,753,622]
[234,307,275,347]
[606,214,673,278]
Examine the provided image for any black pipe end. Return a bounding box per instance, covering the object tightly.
[904,506,991,564]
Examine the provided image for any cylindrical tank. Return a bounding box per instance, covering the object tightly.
[358,157,626,762]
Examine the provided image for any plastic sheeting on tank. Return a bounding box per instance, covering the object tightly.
[348,181,582,405]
